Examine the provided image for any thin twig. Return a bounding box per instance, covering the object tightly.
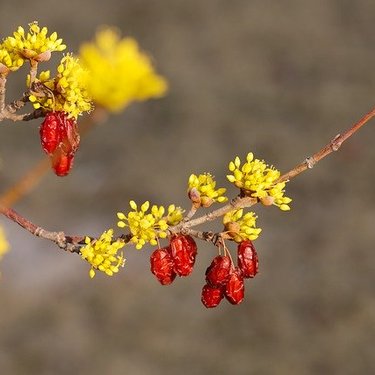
[277,106,375,183]
[0,205,84,253]
[28,60,38,85]
[0,76,6,112]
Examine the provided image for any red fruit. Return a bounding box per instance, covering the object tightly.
[205,255,232,287]
[237,240,259,278]
[40,111,80,176]
[225,267,245,305]
[51,148,74,177]
[170,235,198,276]
[201,284,224,308]
[40,111,61,154]
[60,115,80,155]
[150,247,176,285]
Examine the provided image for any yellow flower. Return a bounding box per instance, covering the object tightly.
[79,27,168,112]
[80,229,125,278]
[28,54,92,118]
[2,22,66,61]
[166,204,184,226]
[0,44,24,74]
[117,200,169,250]
[223,209,262,243]
[227,152,292,211]
[188,173,227,207]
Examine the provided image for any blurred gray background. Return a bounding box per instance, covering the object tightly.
[1,0,375,374]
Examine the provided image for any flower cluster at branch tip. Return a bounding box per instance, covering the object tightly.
[0,22,66,74]
[223,209,262,242]
[188,173,227,207]
[117,201,182,250]
[79,27,168,112]
[28,54,92,118]
[80,229,125,278]
[227,152,292,211]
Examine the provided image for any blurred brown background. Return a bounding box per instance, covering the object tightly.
[1,0,375,374]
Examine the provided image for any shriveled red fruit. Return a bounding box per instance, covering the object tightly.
[237,240,259,278]
[150,247,176,285]
[51,148,74,177]
[60,115,80,155]
[40,111,80,177]
[201,284,224,308]
[40,111,61,154]
[40,111,80,155]
[205,255,232,287]
[170,235,198,276]
[225,267,245,305]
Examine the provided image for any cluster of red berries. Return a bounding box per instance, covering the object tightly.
[150,235,259,308]
[39,111,80,176]
[150,235,198,284]
[202,240,258,308]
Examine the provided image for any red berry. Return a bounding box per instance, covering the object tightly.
[51,148,74,177]
[201,284,224,308]
[40,112,80,176]
[205,255,232,287]
[150,247,176,285]
[225,267,245,305]
[170,235,198,276]
[237,240,259,278]
[40,112,61,154]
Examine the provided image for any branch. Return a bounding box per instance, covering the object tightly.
[277,106,375,183]
[1,106,375,256]
[0,90,44,122]
[0,205,84,253]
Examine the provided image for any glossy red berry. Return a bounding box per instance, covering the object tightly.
[237,240,259,278]
[225,267,245,305]
[205,255,232,287]
[201,284,224,308]
[170,235,198,276]
[150,247,176,285]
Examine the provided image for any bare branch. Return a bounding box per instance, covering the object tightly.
[277,106,375,183]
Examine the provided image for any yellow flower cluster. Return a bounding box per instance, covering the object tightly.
[166,204,184,226]
[2,22,65,65]
[79,27,168,112]
[80,229,125,278]
[223,209,262,243]
[29,54,92,118]
[117,201,182,249]
[227,152,292,211]
[188,173,227,207]
[0,46,24,73]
